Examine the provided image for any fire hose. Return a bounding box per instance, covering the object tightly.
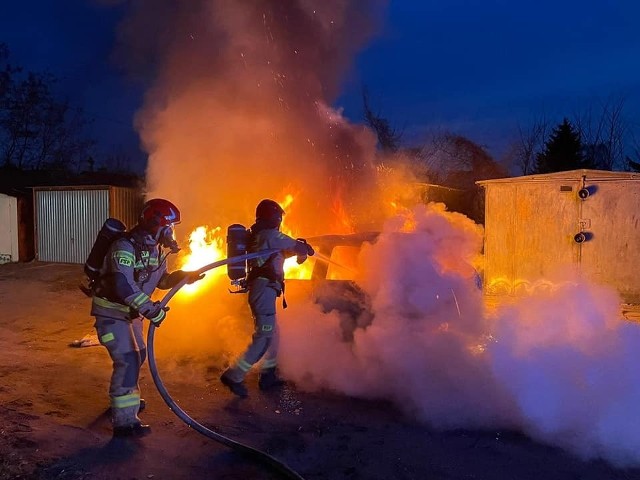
[146,249,305,480]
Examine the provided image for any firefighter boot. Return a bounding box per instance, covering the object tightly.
[258,367,286,391]
[112,404,151,438]
[220,369,248,398]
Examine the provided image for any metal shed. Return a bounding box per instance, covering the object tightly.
[477,169,640,304]
[0,193,19,263]
[34,186,143,264]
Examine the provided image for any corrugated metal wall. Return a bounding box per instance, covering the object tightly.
[36,189,109,264]
[35,186,141,264]
[110,187,143,230]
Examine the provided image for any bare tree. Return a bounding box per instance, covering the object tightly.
[0,49,95,172]
[514,95,633,174]
[514,115,549,175]
[417,133,507,188]
[362,87,402,154]
[572,94,628,170]
[626,128,640,171]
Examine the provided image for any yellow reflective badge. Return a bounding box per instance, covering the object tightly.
[101,332,115,343]
[118,257,133,267]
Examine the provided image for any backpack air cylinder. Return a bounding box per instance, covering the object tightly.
[84,218,127,280]
[226,224,249,281]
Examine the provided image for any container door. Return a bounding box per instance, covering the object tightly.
[510,181,581,295]
[0,194,19,263]
[36,189,109,263]
[578,180,640,303]
[484,180,581,296]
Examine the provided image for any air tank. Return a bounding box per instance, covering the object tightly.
[226,224,249,281]
[84,218,126,280]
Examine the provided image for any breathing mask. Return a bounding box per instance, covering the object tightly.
[157,225,180,253]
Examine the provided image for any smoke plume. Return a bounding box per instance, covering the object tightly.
[279,203,640,467]
[112,0,388,234]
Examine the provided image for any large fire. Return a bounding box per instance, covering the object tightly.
[178,226,226,295]
[179,195,318,295]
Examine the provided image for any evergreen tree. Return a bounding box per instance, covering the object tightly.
[534,118,590,173]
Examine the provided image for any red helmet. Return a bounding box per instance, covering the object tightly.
[138,198,181,235]
[255,199,284,223]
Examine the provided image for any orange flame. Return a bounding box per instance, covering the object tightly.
[180,194,316,295]
[179,226,226,295]
[332,197,354,233]
[278,193,315,279]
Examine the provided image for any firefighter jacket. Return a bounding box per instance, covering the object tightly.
[246,223,309,290]
[91,227,168,321]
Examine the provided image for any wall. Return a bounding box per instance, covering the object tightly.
[0,193,19,263]
[34,186,141,264]
[480,170,640,304]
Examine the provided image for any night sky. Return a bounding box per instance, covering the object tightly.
[3,0,640,171]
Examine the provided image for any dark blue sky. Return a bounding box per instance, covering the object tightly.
[337,1,640,156]
[1,1,145,167]
[3,1,640,170]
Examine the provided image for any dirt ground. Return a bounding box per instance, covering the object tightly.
[1,261,640,480]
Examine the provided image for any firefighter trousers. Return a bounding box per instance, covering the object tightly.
[226,278,280,382]
[94,315,146,426]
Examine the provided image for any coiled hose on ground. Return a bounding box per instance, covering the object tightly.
[146,250,305,480]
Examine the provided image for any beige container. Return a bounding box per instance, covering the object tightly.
[477,169,640,305]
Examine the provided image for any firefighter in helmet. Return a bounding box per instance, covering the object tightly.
[91,198,203,437]
[220,199,315,397]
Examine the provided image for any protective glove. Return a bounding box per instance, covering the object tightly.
[141,301,168,327]
[184,271,206,284]
[295,238,315,256]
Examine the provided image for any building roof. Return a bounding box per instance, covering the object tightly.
[31,185,137,192]
[476,169,640,186]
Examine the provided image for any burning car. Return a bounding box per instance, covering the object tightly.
[283,231,379,341]
[176,221,381,341]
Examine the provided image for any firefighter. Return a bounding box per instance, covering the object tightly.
[220,199,314,397]
[91,198,202,437]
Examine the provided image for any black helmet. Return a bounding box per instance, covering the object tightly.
[255,199,284,226]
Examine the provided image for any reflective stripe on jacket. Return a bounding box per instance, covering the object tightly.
[91,232,167,320]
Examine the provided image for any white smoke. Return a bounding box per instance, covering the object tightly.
[490,282,640,466]
[279,202,640,467]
